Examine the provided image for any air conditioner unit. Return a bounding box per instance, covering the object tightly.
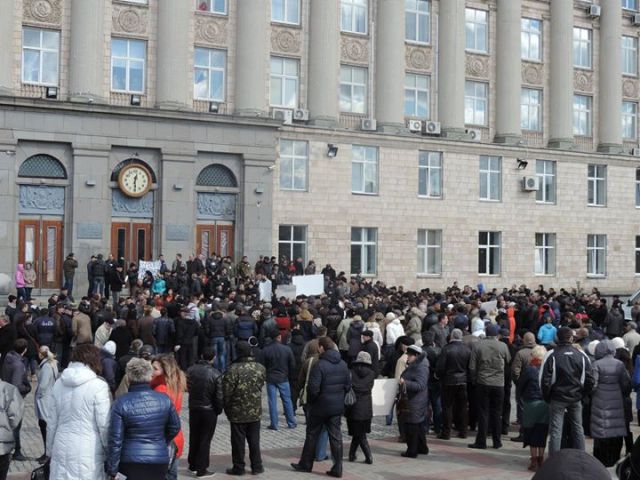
[633,13,640,26]
[361,118,377,131]
[407,120,423,132]
[588,4,601,17]
[522,175,540,192]
[293,108,309,122]
[466,128,482,142]
[423,121,442,135]
[632,147,640,157]
[272,108,293,125]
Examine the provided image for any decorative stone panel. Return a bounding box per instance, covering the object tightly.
[19,185,65,215]
[197,193,236,220]
[522,62,543,86]
[23,0,62,26]
[465,55,489,78]
[195,16,228,46]
[405,46,432,71]
[77,223,103,240]
[166,225,190,242]
[573,70,593,93]
[341,37,369,64]
[112,189,153,218]
[112,5,148,35]
[623,78,639,99]
[271,27,302,54]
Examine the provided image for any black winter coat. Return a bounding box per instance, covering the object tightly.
[399,353,429,424]
[360,339,379,376]
[186,360,224,413]
[176,317,198,345]
[262,341,295,384]
[153,316,175,347]
[346,362,375,421]
[347,320,364,358]
[34,315,55,347]
[591,347,631,439]
[100,350,118,393]
[541,343,594,404]
[307,348,351,418]
[436,340,470,385]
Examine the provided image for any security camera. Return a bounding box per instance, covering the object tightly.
[88,98,94,104]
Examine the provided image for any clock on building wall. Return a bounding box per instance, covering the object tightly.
[118,164,152,198]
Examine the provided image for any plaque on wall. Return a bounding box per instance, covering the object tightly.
[77,223,103,240]
[166,225,190,242]
[196,193,236,220]
[112,189,154,218]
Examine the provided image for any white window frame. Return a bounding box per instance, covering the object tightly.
[418,151,442,198]
[340,65,368,114]
[270,56,299,108]
[465,81,488,126]
[521,88,542,131]
[405,0,430,44]
[635,236,640,275]
[193,47,226,101]
[623,101,638,140]
[535,233,556,276]
[573,27,592,69]
[196,0,227,14]
[278,225,307,263]
[479,155,502,202]
[465,8,488,53]
[21,27,59,86]
[418,229,442,275]
[622,35,638,76]
[279,139,308,191]
[405,73,430,118]
[636,168,640,208]
[588,164,607,207]
[521,18,542,61]
[111,38,146,94]
[478,231,501,276]
[351,227,377,275]
[623,0,638,11]
[536,160,556,204]
[587,234,607,277]
[123,0,147,3]
[573,94,592,136]
[351,145,378,194]
[272,0,300,25]
[341,0,368,34]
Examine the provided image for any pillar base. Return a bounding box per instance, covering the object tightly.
[69,93,108,105]
[377,122,407,134]
[548,138,575,150]
[440,127,469,140]
[308,117,338,128]
[597,143,624,154]
[494,133,523,145]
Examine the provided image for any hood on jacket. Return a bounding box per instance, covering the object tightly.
[595,340,616,360]
[60,362,98,387]
[391,318,401,325]
[321,348,342,364]
[16,264,23,272]
[522,332,536,348]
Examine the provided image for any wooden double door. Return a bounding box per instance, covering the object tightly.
[18,218,64,290]
[110,222,152,266]
[196,224,234,259]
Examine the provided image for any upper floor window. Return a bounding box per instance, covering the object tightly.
[352,145,378,194]
[623,0,638,11]
[279,225,307,263]
[340,65,367,114]
[270,56,299,108]
[521,88,542,131]
[573,94,592,136]
[196,0,226,14]
[22,27,59,86]
[588,164,607,207]
[573,27,592,69]
[418,151,442,198]
[622,35,638,76]
[272,0,300,24]
[405,0,430,44]
[623,101,638,140]
[636,167,640,207]
[194,48,226,101]
[405,73,430,118]
[521,18,542,61]
[111,38,146,93]
[479,155,501,202]
[341,0,368,34]
[465,8,488,53]
[536,160,556,204]
[465,81,488,126]
[279,140,308,191]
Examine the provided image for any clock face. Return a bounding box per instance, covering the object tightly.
[118,165,151,198]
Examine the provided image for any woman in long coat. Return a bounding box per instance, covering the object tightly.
[35,346,59,463]
[346,351,376,464]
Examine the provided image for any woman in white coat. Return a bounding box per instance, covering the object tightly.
[47,344,111,480]
[35,346,58,464]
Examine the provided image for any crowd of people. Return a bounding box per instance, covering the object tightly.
[1,251,640,479]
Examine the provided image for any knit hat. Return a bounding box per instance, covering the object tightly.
[611,336,626,351]
[236,341,252,358]
[450,328,463,341]
[362,330,374,338]
[103,341,116,356]
[385,312,396,321]
[406,345,422,356]
[485,324,499,337]
[355,351,372,365]
[587,340,600,356]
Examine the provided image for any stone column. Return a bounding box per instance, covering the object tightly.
[242,159,273,261]
[235,0,269,117]
[307,0,340,126]
[438,0,466,138]
[598,0,623,153]
[156,0,192,109]
[375,0,405,132]
[0,0,15,95]
[69,0,107,103]
[548,0,574,149]
[0,134,18,288]
[495,0,522,144]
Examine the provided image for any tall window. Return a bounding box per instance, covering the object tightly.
[111,38,146,93]
[405,73,430,118]
[536,160,556,204]
[588,164,607,207]
[341,0,368,34]
[406,0,430,44]
[278,225,307,263]
[196,0,226,13]
[351,227,377,275]
[418,151,442,198]
[573,27,592,69]
[465,8,488,53]
[465,81,488,125]
[521,88,542,131]
[270,57,299,108]
[573,94,592,136]
[535,233,556,275]
[622,36,638,76]
[272,0,300,24]
[636,236,640,274]
[479,155,501,201]
[636,168,640,207]
[623,101,638,140]
[279,140,308,191]
[22,27,59,86]
[194,48,225,101]
[340,65,367,114]
[587,234,606,276]
[521,18,542,61]
[478,231,501,275]
[418,229,442,274]
[623,0,638,11]
[352,146,378,194]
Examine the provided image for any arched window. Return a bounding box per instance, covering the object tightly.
[111,158,157,183]
[18,154,67,179]
[196,164,238,187]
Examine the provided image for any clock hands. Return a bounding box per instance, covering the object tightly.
[133,174,138,191]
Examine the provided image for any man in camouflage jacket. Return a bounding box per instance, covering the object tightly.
[223,341,266,476]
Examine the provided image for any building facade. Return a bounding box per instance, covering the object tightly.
[1,0,640,294]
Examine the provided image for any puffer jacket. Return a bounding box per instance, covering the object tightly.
[152,316,175,347]
[106,383,180,475]
[307,348,351,418]
[72,312,93,345]
[223,357,266,423]
[34,315,55,347]
[436,340,470,385]
[262,340,296,384]
[385,318,405,346]
[510,333,536,383]
[469,337,511,387]
[1,351,30,397]
[35,359,58,423]
[325,313,342,342]
[516,364,544,402]
[541,343,594,404]
[187,361,224,413]
[0,381,23,455]
[590,341,631,439]
[347,319,364,358]
[234,315,258,341]
[346,362,375,421]
[399,353,429,424]
[100,350,118,393]
[605,309,625,339]
[14,264,24,289]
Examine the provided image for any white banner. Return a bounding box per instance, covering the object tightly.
[259,279,272,301]
[275,284,297,300]
[371,378,398,417]
[480,300,498,314]
[292,274,324,296]
[138,260,162,280]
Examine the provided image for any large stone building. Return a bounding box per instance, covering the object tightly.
[1,0,640,295]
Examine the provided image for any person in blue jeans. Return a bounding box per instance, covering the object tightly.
[262,334,297,430]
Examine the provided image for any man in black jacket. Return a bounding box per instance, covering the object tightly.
[176,307,199,371]
[263,333,297,430]
[360,330,379,376]
[187,347,224,478]
[202,310,231,372]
